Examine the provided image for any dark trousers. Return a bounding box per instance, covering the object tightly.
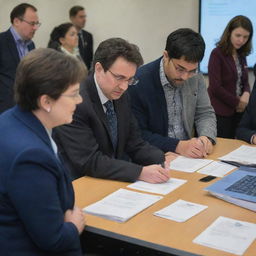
[216,112,244,139]
[81,231,175,256]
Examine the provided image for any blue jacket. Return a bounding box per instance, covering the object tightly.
[0,29,35,113]
[128,58,216,152]
[0,106,82,256]
[236,79,256,143]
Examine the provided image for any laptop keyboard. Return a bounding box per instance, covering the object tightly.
[226,175,256,196]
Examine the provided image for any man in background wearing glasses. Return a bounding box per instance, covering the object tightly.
[54,37,175,183]
[0,3,40,113]
[129,28,217,158]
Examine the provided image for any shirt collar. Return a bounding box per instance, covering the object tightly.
[94,73,109,105]
[159,57,174,88]
[10,26,32,45]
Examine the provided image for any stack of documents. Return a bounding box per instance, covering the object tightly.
[83,188,162,222]
[127,178,187,195]
[169,156,213,172]
[205,167,256,211]
[219,145,256,167]
[193,216,256,255]
[154,199,208,222]
[197,161,236,177]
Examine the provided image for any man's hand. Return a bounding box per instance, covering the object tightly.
[175,137,212,158]
[199,136,213,155]
[138,164,170,184]
[165,152,178,167]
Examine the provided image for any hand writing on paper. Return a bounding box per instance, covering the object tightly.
[139,164,170,184]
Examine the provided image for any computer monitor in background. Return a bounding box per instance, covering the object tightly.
[199,0,255,74]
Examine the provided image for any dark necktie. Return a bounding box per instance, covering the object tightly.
[78,31,87,49]
[104,100,118,149]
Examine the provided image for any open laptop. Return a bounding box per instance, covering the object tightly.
[205,167,256,203]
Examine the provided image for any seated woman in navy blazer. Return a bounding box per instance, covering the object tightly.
[0,48,87,255]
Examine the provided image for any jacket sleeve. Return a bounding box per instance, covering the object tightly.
[236,84,256,143]
[123,108,165,165]
[7,148,81,254]
[128,72,180,153]
[208,48,240,108]
[193,74,217,142]
[54,93,154,183]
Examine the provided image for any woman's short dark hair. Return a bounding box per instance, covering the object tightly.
[48,23,74,51]
[217,15,253,56]
[10,3,37,24]
[165,28,205,63]
[92,38,143,71]
[15,48,87,111]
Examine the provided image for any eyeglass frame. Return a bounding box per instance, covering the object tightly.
[169,58,198,77]
[61,91,81,99]
[108,69,139,86]
[19,18,41,27]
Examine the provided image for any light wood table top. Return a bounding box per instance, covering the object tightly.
[73,138,256,256]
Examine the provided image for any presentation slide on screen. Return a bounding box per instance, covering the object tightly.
[200,0,255,74]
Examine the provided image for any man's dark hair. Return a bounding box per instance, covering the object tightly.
[93,38,143,71]
[15,48,87,111]
[165,28,205,62]
[69,5,84,17]
[217,15,253,56]
[10,3,37,24]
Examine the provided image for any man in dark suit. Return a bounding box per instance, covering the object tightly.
[54,38,173,183]
[236,64,256,144]
[0,3,40,113]
[69,5,93,70]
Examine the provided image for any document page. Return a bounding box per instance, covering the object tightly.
[197,161,236,177]
[154,199,208,222]
[193,216,256,255]
[169,156,213,172]
[83,188,163,222]
[127,178,187,195]
[219,145,256,166]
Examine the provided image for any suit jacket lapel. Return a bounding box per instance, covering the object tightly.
[87,75,115,149]
[13,106,53,152]
[6,29,20,64]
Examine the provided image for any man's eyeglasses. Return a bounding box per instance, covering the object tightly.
[20,18,41,27]
[108,69,139,86]
[170,58,198,77]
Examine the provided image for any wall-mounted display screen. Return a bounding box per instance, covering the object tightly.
[199,0,255,74]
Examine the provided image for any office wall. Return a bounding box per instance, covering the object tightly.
[0,0,199,63]
[0,0,254,85]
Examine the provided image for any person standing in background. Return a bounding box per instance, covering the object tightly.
[208,15,253,138]
[69,5,93,70]
[0,3,40,114]
[48,22,81,59]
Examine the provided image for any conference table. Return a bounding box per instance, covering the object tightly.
[73,138,256,256]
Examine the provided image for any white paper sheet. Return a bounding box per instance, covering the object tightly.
[219,145,256,165]
[127,178,187,195]
[193,216,256,255]
[197,161,236,177]
[169,156,213,172]
[154,199,208,222]
[83,188,163,222]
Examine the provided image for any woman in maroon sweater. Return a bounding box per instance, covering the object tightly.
[208,15,253,138]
